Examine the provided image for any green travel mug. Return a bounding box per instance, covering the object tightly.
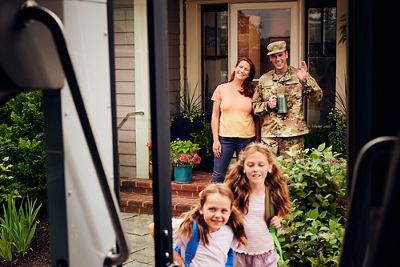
[277,95,288,114]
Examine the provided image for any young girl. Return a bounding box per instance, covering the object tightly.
[224,142,291,267]
[172,183,247,267]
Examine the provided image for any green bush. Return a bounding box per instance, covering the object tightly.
[327,108,347,156]
[0,197,42,261]
[0,91,46,202]
[190,121,212,158]
[304,125,331,150]
[0,157,21,204]
[277,144,347,267]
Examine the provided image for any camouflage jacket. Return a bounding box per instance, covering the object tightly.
[252,66,323,138]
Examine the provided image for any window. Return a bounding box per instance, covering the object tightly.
[305,0,337,125]
[201,4,228,118]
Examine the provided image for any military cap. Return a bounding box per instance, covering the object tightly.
[267,41,287,55]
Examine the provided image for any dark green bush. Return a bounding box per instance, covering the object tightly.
[278,144,346,267]
[327,108,347,156]
[0,157,20,203]
[304,125,331,149]
[0,91,46,203]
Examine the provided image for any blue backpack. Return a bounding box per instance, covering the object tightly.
[174,219,234,267]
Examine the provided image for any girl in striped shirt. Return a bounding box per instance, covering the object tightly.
[225,142,291,267]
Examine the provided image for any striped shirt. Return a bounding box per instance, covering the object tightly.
[235,194,275,254]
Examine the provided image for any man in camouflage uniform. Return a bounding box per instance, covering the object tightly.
[253,40,323,159]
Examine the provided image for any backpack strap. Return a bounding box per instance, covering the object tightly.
[265,187,284,263]
[225,248,235,267]
[264,187,274,223]
[175,219,235,266]
[184,219,200,267]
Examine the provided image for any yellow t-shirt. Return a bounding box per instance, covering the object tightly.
[212,84,255,138]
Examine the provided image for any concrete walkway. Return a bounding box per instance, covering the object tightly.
[121,213,155,266]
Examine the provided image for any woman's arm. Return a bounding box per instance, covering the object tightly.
[211,98,222,158]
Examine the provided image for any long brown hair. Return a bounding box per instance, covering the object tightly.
[225,142,291,217]
[175,183,247,247]
[228,57,256,98]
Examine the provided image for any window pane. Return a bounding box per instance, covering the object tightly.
[217,11,228,56]
[203,12,216,57]
[308,8,321,56]
[237,9,291,78]
[308,57,336,124]
[323,7,336,55]
[203,59,228,115]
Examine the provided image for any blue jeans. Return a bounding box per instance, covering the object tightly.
[211,136,256,183]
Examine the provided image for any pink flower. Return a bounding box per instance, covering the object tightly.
[192,154,201,165]
[146,141,152,149]
[179,154,190,163]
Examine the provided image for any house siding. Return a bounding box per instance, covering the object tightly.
[168,0,181,115]
[114,1,136,178]
[113,0,181,179]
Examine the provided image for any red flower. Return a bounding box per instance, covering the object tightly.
[146,141,152,149]
[192,154,201,165]
[179,154,190,163]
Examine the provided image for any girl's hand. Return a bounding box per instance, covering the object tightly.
[270,216,283,229]
[213,140,222,158]
[173,251,184,267]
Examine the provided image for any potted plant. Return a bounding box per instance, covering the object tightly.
[190,121,213,172]
[170,82,204,141]
[170,140,202,183]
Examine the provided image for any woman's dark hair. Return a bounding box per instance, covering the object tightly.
[228,57,256,98]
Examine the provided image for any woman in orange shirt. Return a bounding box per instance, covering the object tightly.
[211,57,259,183]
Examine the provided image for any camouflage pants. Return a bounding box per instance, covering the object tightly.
[262,136,304,159]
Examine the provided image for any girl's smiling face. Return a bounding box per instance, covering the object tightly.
[199,193,232,232]
[244,151,271,186]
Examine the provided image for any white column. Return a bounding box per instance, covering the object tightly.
[134,0,151,178]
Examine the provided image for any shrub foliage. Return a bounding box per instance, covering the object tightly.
[0,91,46,203]
[278,144,347,267]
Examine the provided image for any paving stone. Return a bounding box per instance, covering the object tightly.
[123,214,154,235]
[123,260,154,267]
[122,213,155,266]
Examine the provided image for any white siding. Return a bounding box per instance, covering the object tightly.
[114,1,136,178]
[113,0,181,179]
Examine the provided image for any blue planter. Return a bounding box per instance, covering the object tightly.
[174,166,192,184]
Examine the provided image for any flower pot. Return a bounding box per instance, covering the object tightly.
[174,165,192,184]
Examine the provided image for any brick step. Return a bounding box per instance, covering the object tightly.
[120,192,200,216]
[119,171,212,216]
[120,171,212,195]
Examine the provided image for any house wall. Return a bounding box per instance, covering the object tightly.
[113,0,181,179]
[168,0,181,115]
[113,0,136,178]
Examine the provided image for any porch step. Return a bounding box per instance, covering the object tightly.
[119,171,212,216]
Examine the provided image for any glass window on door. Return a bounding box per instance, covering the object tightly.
[230,3,298,81]
[236,9,291,79]
[202,4,228,118]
